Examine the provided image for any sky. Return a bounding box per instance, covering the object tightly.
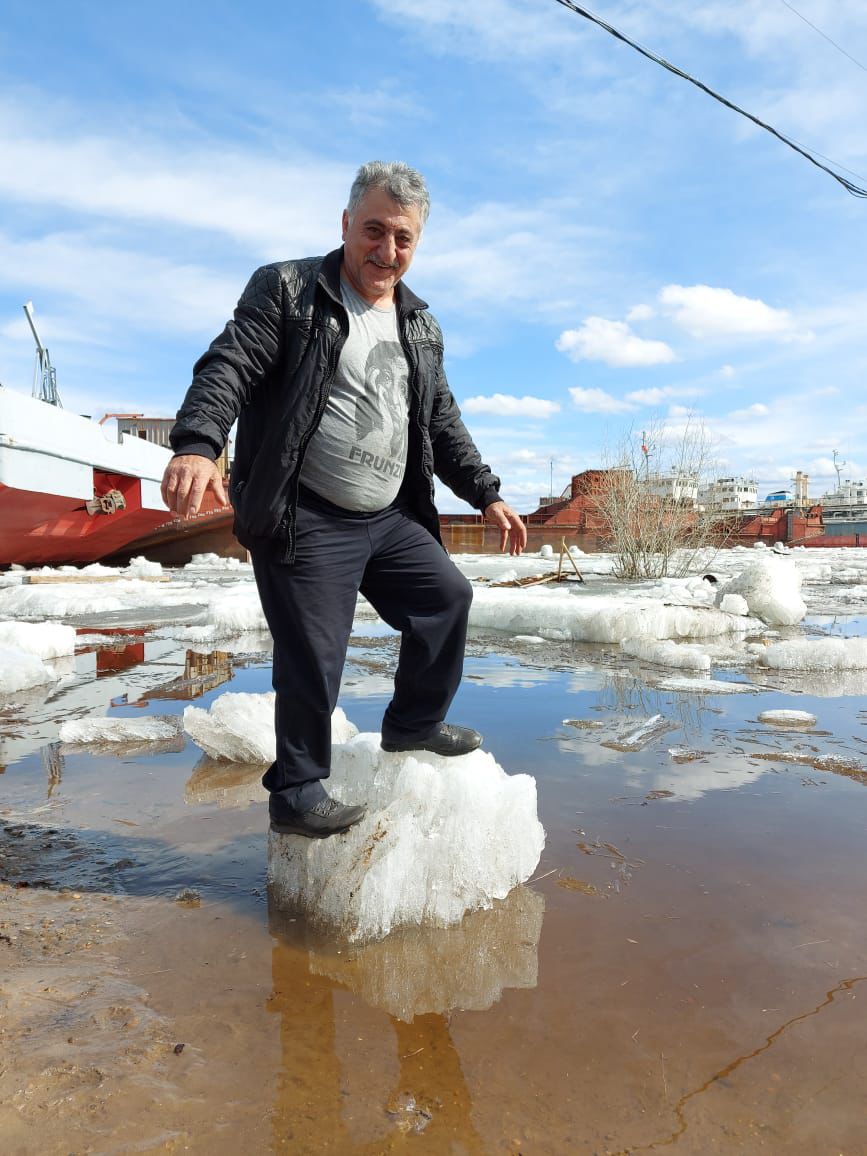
[1,0,866,513]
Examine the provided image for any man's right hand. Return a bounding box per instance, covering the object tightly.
[160,455,229,518]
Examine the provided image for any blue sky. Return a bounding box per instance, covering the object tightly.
[1,0,866,512]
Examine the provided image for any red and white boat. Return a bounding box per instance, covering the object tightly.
[0,305,237,567]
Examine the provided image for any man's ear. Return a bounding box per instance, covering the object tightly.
[341,209,349,241]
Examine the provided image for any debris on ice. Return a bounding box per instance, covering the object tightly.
[183,692,357,764]
[602,714,677,751]
[268,733,545,942]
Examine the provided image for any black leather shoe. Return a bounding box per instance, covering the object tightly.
[381,723,482,757]
[269,793,366,838]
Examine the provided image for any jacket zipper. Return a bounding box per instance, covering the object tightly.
[279,311,349,557]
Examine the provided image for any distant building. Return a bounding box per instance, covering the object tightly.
[104,413,230,477]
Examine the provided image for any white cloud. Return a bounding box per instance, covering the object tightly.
[0,231,239,335]
[625,385,704,406]
[729,402,770,420]
[461,393,560,418]
[626,303,654,322]
[569,386,635,414]
[659,284,808,341]
[719,364,735,379]
[370,0,586,61]
[0,99,346,257]
[556,317,676,367]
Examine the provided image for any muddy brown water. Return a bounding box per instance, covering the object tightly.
[1,626,867,1154]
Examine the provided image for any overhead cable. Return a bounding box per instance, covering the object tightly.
[778,0,867,76]
[550,0,867,198]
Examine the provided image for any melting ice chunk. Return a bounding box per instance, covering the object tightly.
[757,709,817,727]
[268,733,545,942]
[658,676,761,694]
[183,692,357,763]
[718,555,806,626]
[59,716,181,743]
[0,645,58,694]
[602,714,677,751]
[620,638,711,671]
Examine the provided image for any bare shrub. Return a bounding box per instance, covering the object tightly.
[593,417,725,578]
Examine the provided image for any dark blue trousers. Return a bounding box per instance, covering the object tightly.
[251,490,473,798]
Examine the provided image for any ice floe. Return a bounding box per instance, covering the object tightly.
[268,733,545,941]
[757,709,817,727]
[0,620,76,659]
[657,676,761,694]
[620,638,712,671]
[0,645,58,695]
[758,637,867,671]
[717,555,806,626]
[59,715,181,743]
[183,692,357,764]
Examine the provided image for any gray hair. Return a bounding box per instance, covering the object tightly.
[347,161,430,227]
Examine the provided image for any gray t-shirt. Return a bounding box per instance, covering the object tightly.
[299,277,410,512]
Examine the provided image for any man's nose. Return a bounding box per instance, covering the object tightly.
[378,234,397,265]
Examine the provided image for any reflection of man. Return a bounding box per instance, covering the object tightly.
[161,161,526,839]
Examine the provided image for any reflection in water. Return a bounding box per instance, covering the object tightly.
[146,648,234,701]
[42,741,63,796]
[266,887,543,1151]
[185,756,267,808]
[270,885,544,1021]
[95,639,146,675]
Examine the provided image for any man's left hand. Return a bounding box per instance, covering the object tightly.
[484,500,527,556]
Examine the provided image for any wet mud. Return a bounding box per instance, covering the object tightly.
[2,621,867,1153]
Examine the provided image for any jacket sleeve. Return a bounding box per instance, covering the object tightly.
[428,355,502,512]
[170,265,284,459]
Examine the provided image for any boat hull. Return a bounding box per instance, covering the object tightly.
[0,476,178,566]
[0,388,239,566]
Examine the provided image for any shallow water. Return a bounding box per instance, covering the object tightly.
[2,618,867,1154]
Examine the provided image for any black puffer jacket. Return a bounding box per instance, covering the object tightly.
[171,247,501,561]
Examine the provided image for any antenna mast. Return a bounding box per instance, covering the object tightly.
[832,450,846,489]
[22,302,62,407]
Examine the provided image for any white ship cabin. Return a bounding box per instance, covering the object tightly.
[645,471,699,506]
[697,476,758,512]
[822,479,867,508]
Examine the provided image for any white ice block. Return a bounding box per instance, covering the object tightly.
[268,733,545,942]
[183,692,357,764]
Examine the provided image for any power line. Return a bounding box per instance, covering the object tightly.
[550,0,867,198]
[778,0,867,75]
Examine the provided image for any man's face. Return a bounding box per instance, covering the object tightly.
[341,187,422,307]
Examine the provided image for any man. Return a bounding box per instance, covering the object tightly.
[162,161,526,839]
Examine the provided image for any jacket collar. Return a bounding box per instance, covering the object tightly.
[318,246,428,315]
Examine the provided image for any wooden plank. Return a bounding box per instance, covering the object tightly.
[22,574,171,584]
